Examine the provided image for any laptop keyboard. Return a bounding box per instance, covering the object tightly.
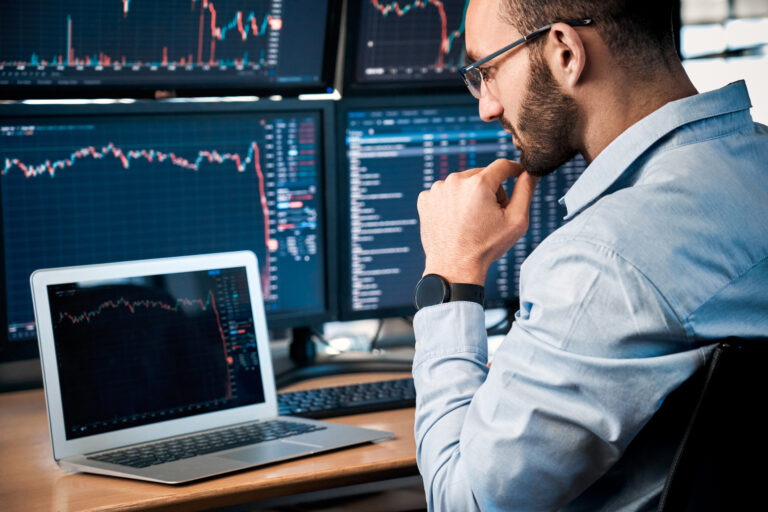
[278,378,416,419]
[88,419,326,468]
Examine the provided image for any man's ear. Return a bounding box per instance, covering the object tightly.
[544,23,587,91]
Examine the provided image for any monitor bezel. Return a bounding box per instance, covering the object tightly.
[335,93,517,321]
[340,0,468,97]
[0,0,343,100]
[0,98,339,362]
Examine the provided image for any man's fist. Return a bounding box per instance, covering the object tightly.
[417,159,539,285]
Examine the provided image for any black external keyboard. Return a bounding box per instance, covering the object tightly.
[88,419,325,468]
[278,377,416,419]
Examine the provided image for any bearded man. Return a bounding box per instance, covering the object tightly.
[412,0,768,509]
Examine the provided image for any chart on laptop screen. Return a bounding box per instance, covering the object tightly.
[0,109,325,343]
[48,266,265,439]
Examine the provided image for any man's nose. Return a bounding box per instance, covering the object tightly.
[478,83,503,122]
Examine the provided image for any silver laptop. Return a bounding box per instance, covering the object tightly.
[31,251,391,484]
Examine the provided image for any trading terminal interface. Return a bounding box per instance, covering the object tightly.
[345,0,471,93]
[0,102,330,358]
[340,98,587,319]
[49,266,266,439]
[0,0,339,97]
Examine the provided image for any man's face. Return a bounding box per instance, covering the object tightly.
[513,54,579,176]
[465,0,579,176]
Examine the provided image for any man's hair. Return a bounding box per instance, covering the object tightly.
[499,0,678,67]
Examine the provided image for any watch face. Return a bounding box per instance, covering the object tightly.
[415,274,448,309]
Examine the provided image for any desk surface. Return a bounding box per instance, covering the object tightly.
[0,372,418,512]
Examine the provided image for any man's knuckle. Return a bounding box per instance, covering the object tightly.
[508,214,529,232]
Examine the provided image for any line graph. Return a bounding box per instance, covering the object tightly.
[57,291,215,324]
[3,140,275,296]
[370,0,463,68]
[5,1,278,69]
[0,111,325,343]
[196,0,283,66]
[0,0,330,91]
[49,267,268,438]
[356,0,469,83]
[4,141,262,178]
[57,289,234,400]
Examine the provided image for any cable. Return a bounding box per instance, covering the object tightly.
[486,312,510,335]
[486,306,517,336]
[368,319,385,352]
[309,326,333,348]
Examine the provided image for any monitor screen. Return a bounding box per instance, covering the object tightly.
[338,96,587,319]
[0,0,341,98]
[343,0,469,94]
[47,266,266,439]
[0,100,335,361]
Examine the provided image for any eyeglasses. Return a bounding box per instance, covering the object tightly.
[459,19,593,99]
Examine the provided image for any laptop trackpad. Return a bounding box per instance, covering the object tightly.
[220,440,320,465]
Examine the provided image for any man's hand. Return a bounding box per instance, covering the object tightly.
[417,159,539,285]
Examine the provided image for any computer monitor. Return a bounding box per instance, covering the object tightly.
[342,0,469,95]
[336,95,587,320]
[0,99,337,362]
[0,0,341,99]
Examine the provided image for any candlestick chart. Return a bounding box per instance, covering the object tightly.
[49,267,267,439]
[0,0,331,92]
[354,0,470,84]
[0,110,325,344]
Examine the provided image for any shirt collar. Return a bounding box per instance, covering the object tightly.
[560,80,753,219]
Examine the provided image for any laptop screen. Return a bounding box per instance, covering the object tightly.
[47,266,266,440]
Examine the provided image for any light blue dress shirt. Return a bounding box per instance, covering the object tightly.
[413,81,768,511]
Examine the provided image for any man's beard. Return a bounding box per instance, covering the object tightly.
[502,53,579,177]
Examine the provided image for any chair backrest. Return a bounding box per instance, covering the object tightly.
[658,338,768,512]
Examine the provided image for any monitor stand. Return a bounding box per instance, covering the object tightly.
[288,326,316,365]
[276,326,414,388]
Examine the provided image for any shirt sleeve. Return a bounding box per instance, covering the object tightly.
[412,236,709,511]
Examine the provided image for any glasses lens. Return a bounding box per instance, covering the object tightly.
[462,68,483,99]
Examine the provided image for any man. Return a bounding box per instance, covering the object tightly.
[412,0,768,510]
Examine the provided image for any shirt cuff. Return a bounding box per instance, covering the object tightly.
[413,301,488,368]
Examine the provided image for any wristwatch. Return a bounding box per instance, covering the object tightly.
[414,274,485,310]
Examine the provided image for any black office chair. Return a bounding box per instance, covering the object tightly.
[658,338,768,512]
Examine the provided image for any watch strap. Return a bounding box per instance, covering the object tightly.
[448,282,485,306]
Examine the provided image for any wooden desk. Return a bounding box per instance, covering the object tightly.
[0,372,418,511]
